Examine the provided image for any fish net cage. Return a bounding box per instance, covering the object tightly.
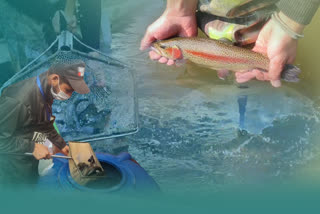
[0,31,138,142]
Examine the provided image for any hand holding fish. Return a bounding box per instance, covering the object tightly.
[141,2,304,86]
[236,12,305,87]
[140,0,198,66]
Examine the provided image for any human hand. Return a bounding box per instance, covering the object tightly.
[140,8,197,65]
[235,13,303,87]
[61,145,70,156]
[33,143,52,160]
[53,145,69,156]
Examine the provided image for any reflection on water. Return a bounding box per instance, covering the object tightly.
[103,0,320,193]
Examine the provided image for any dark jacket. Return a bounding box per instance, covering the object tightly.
[0,72,67,154]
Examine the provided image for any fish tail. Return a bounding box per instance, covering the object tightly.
[281,64,301,83]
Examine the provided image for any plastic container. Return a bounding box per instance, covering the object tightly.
[37,152,160,193]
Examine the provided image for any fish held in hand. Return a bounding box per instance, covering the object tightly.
[151,37,300,82]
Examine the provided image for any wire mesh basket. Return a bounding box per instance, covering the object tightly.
[0,31,139,142]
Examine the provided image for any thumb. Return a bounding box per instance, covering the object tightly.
[44,152,52,160]
[252,44,265,54]
[140,31,156,51]
[47,153,53,159]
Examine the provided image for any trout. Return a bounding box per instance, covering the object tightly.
[151,37,300,82]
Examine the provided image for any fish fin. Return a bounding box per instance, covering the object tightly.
[217,69,230,80]
[281,64,301,83]
[175,59,187,67]
[255,64,301,83]
[167,45,183,60]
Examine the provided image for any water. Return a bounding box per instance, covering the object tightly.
[1,0,320,195]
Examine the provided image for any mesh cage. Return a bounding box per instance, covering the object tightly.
[0,32,138,142]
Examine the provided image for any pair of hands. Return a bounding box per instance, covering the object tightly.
[32,144,69,160]
[140,11,299,87]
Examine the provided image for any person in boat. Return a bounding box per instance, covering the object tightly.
[0,60,90,188]
[140,0,320,88]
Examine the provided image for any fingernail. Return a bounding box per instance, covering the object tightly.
[271,80,281,88]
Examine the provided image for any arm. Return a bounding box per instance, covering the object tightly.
[0,97,35,154]
[0,97,52,160]
[46,123,68,154]
[276,0,320,25]
[140,0,198,65]
[166,0,199,17]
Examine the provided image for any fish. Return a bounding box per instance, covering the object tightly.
[151,37,301,82]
